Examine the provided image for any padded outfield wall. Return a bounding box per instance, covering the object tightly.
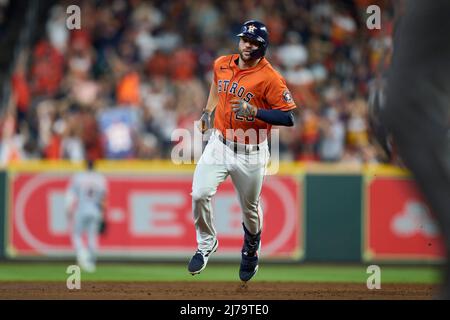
[0,161,444,263]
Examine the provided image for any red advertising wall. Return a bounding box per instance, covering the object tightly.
[7,172,303,260]
[365,174,445,262]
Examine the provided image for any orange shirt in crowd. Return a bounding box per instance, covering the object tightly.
[11,73,30,112]
[116,71,141,106]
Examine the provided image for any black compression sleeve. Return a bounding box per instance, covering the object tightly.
[255,109,295,126]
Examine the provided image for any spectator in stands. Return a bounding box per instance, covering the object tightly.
[3,0,396,164]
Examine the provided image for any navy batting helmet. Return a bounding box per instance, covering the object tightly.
[236,20,269,59]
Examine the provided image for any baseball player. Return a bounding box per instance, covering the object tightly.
[188,20,297,282]
[66,159,107,273]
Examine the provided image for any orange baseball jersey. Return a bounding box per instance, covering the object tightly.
[213,54,297,144]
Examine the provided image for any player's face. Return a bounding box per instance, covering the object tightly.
[239,37,260,61]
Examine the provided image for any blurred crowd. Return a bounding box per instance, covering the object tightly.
[0,0,394,165]
[0,0,9,38]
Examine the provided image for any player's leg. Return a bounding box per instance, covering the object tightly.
[71,213,89,270]
[382,0,450,298]
[85,215,100,272]
[189,134,229,274]
[231,164,264,234]
[230,148,268,281]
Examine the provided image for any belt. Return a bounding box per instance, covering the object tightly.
[218,135,260,154]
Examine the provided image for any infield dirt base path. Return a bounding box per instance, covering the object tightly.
[0,281,435,299]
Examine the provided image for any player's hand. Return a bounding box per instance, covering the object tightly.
[231,99,257,117]
[198,110,211,134]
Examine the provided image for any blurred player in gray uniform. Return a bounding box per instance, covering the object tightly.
[66,159,107,272]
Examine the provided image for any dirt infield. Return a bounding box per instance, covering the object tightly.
[0,281,435,299]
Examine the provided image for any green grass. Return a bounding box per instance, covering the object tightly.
[0,263,441,283]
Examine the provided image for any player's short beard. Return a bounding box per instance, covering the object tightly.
[239,48,256,62]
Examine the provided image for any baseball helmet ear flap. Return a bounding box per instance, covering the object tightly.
[236,20,269,59]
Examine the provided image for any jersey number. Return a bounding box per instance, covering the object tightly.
[235,114,255,122]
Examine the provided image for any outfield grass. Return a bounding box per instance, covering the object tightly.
[0,263,441,283]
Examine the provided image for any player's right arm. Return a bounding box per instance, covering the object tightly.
[198,81,218,133]
[204,81,218,114]
[198,56,225,133]
[198,73,220,134]
[65,177,78,221]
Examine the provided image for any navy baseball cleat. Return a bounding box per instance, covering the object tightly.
[239,223,261,282]
[188,239,218,275]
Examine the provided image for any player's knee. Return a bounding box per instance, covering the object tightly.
[191,188,214,202]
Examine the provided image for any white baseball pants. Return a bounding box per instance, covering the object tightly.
[191,130,269,253]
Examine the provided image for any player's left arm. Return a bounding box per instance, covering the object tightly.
[98,197,106,213]
[231,76,297,127]
[98,177,108,234]
[256,108,295,126]
[231,99,294,126]
[98,177,108,214]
